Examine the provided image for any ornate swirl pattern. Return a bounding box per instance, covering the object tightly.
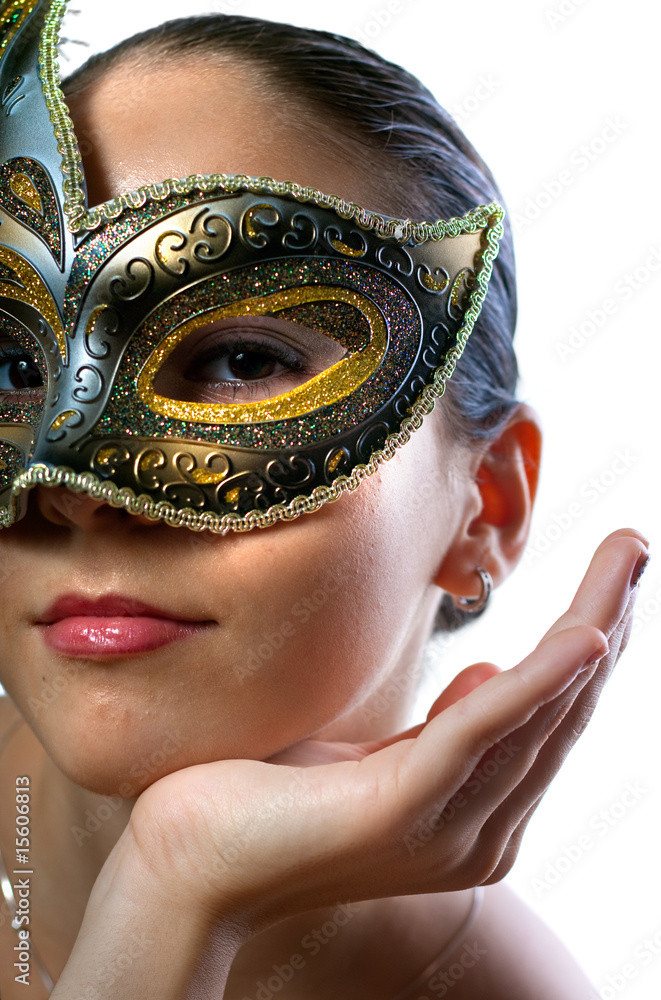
[325,226,368,258]
[108,257,155,302]
[0,1,505,532]
[242,203,280,248]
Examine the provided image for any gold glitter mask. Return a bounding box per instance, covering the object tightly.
[0,0,504,533]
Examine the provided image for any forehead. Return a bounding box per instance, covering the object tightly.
[67,56,391,212]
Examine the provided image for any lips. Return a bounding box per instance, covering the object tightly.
[37,593,214,658]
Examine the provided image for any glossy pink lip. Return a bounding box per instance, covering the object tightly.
[37,594,214,658]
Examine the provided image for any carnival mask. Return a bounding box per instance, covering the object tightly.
[0,0,503,533]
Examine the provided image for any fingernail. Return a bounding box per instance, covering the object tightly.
[630,552,651,590]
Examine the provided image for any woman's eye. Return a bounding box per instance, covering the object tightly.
[193,346,295,384]
[0,354,44,391]
[152,321,347,406]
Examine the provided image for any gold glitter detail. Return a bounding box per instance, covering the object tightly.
[223,487,241,503]
[85,304,112,339]
[2,200,504,535]
[95,447,118,466]
[244,204,278,243]
[139,452,162,472]
[0,246,67,361]
[327,451,344,474]
[0,458,6,472]
[0,1,36,64]
[328,237,366,258]
[48,410,76,433]
[191,468,229,485]
[138,286,388,425]
[421,269,450,293]
[9,172,44,214]
[450,269,475,311]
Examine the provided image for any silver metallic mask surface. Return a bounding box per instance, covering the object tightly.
[0,0,504,532]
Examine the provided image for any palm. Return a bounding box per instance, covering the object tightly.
[128,529,644,927]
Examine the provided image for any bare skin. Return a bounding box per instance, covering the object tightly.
[0,57,648,999]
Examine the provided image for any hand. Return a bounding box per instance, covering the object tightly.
[122,528,647,931]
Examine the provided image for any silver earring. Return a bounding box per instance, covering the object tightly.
[452,568,492,615]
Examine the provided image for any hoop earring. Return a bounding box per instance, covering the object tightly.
[452,568,492,615]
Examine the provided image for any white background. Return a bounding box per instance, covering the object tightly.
[44,0,661,995]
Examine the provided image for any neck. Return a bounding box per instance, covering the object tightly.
[0,711,134,982]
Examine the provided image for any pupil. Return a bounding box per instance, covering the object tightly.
[229,351,276,380]
[12,356,43,389]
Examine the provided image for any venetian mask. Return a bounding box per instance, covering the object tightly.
[0,0,503,533]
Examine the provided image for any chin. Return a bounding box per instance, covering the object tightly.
[30,708,293,798]
[46,733,190,798]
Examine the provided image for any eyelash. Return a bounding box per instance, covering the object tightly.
[186,333,305,381]
[0,344,45,402]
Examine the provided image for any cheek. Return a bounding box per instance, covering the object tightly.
[0,418,464,792]
[193,506,406,738]
[0,538,32,691]
[194,432,459,741]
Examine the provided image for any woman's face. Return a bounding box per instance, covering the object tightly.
[0,59,478,796]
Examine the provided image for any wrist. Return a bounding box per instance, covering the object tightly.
[52,826,251,1000]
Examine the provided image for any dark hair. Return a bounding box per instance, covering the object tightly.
[63,15,519,630]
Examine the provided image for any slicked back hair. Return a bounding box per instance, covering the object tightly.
[63,15,520,630]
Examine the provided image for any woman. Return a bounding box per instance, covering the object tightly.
[0,3,648,997]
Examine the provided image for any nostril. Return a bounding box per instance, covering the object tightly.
[32,484,164,531]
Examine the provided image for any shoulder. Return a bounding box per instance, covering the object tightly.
[443,882,600,1000]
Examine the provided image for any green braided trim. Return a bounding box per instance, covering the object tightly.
[3,205,503,533]
[39,0,87,230]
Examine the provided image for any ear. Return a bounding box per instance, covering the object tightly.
[433,404,542,600]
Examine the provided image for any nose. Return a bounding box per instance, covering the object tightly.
[33,485,160,531]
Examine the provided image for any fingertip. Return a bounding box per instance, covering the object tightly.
[600,527,649,551]
[427,662,501,718]
[576,625,609,671]
[536,624,608,680]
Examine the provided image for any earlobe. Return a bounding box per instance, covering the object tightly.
[433,404,542,600]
